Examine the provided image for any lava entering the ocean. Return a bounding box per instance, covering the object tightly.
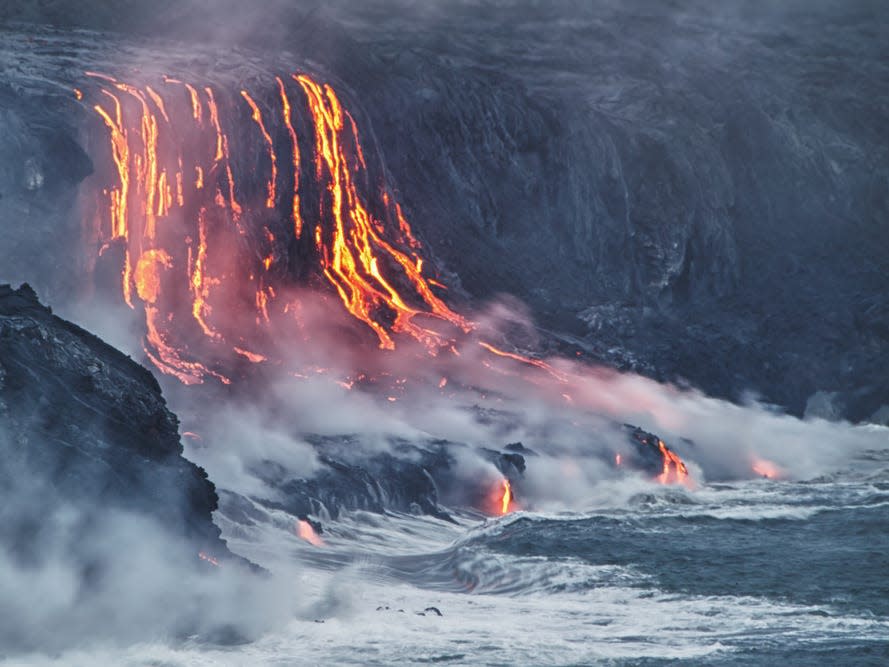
[78,70,693,490]
[500,478,513,515]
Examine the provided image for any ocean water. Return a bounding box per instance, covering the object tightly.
[16,456,889,667]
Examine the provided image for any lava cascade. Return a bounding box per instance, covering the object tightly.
[78,70,689,489]
[81,71,470,385]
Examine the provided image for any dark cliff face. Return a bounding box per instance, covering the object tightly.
[324,1,889,419]
[0,283,228,558]
[1,1,887,420]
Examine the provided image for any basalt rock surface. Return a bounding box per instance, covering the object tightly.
[0,282,233,562]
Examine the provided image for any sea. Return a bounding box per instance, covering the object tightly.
[15,450,889,667]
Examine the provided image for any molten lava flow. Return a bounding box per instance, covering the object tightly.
[189,207,220,339]
[500,478,513,515]
[81,70,700,497]
[657,439,689,485]
[478,341,567,382]
[276,75,303,238]
[294,74,471,351]
[133,248,171,303]
[240,90,277,209]
[84,70,474,383]
[296,519,324,546]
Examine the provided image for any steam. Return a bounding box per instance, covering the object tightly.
[0,429,303,656]
[159,292,888,523]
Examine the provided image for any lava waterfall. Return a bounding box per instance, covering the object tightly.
[80,71,470,385]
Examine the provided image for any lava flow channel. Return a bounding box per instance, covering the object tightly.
[81,71,471,385]
[79,70,691,486]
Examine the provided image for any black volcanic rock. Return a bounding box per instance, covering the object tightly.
[0,283,232,562]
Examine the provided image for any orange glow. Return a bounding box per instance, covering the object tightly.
[479,341,567,382]
[198,551,220,566]
[276,76,303,238]
[144,305,229,386]
[93,95,129,239]
[165,78,204,123]
[752,458,781,479]
[294,73,471,351]
[296,520,324,546]
[73,88,83,100]
[240,90,277,208]
[205,86,225,162]
[175,166,184,206]
[500,478,512,515]
[656,439,690,485]
[190,207,220,339]
[234,347,267,363]
[146,86,169,123]
[134,249,172,303]
[84,71,475,385]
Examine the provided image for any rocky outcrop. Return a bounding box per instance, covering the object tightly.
[0,283,232,562]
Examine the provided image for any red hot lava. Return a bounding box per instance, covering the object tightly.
[657,439,690,486]
[81,71,471,385]
[77,71,694,488]
[296,519,324,546]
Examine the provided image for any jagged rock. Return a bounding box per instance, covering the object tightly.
[0,283,234,562]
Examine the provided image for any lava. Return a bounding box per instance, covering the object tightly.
[500,478,513,515]
[657,439,689,485]
[198,551,220,566]
[240,90,277,209]
[276,75,303,238]
[296,519,324,546]
[478,341,567,382]
[83,71,471,382]
[80,69,694,488]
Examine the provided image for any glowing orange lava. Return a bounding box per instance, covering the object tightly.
[296,519,324,546]
[276,75,303,238]
[499,478,513,515]
[656,439,689,485]
[240,90,277,208]
[83,71,475,383]
[479,341,567,382]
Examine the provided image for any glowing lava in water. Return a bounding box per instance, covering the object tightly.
[78,70,694,488]
[657,439,690,485]
[296,519,324,546]
[499,478,513,515]
[752,458,781,479]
